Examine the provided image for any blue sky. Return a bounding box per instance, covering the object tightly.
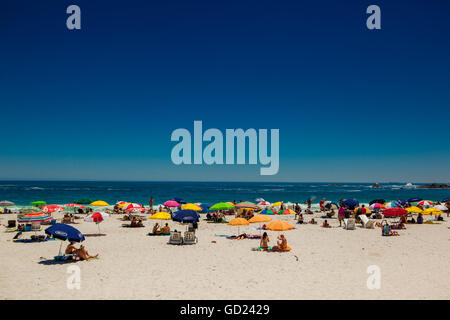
[1,0,449,182]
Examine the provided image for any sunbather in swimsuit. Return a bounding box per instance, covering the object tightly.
[260,232,269,249]
[272,235,288,251]
[74,245,98,261]
[65,242,78,255]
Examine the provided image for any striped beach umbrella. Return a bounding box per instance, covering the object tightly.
[278,209,296,215]
[235,202,259,210]
[260,209,276,215]
[417,200,434,208]
[122,203,143,210]
[369,203,385,210]
[18,212,52,223]
[384,201,399,209]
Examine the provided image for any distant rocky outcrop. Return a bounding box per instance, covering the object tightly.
[372,183,381,188]
[417,183,450,189]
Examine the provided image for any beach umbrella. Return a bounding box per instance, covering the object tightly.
[417,200,434,208]
[228,217,249,235]
[164,200,180,208]
[396,199,407,207]
[42,205,64,213]
[255,198,265,202]
[442,197,450,202]
[383,208,408,217]
[90,200,110,206]
[171,197,186,205]
[272,202,283,207]
[406,206,423,214]
[210,202,234,211]
[369,203,385,210]
[422,208,442,215]
[266,220,294,231]
[125,206,147,213]
[434,205,448,211]
[45,223,85,256]
[354,207,372,215]
[278,209,296,215]
[235,202,259,210]
[369,199,385,205]
[21,207,42,214]
[324,202,338,210]
[122,203,143,210]
[85,212,109,234]
[248,215,272,223]
[116,201,128,205]
[260,209,276,215]
[342,199,359,210]
[172,210,199,223]
[65,203,85,208]
[198,203,211,213]
[0,200,15,207]
[407,197,422,203]
[181,203,203,211]
[75,198,93,205]
[384,201,399,209]
[258,201,271,206]
[18,212,52,224]
[30,201,46,206]
[150,212,171,220]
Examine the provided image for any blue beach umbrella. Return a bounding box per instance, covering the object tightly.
[199,203,211,213]
[171,197,187,205]
[45,223,85,242]
[172,210,199,223]
[442,197,450,202]
[407,197,422,203]
[396,199,407,207]
[342,199,359,210]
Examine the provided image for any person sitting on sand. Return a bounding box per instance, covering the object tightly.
[305,208,312,215]
[327,208,335,218]
[74,244,98,261]
[161,223,170,234]
[65,241,78,255]
[297,214,304,224]
[272,234,288,251]
[321,220,331,228]
[152,222,161,234]
[309,218,317,224]
[260,232,269,250]
[417,213,423,224]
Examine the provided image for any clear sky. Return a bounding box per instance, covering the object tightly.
[1,0,449,182]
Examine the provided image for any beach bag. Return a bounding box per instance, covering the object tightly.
[381,220,391,236]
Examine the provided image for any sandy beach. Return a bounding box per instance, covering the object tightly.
[1,210,449,300]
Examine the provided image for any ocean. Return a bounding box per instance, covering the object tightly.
[0,181,448,207]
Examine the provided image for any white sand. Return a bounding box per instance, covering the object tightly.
[1,211,449,300]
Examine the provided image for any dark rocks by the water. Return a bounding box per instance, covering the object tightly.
[372,183,381,188]
[417,183,450,189]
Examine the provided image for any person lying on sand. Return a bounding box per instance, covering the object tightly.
[272,234,288,251]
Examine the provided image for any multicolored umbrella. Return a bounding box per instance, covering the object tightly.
[369,203,385,210]
[42,205,64,213]
[65,203,85,208]
[278,209,296,215]
[384,201,399,209]
[18,212,52,223]
[122,203,143,211]
[235,202,259,210]
[260,209,276,215]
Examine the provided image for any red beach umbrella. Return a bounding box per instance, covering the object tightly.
[42,205,64,213]
[383,207,408,217]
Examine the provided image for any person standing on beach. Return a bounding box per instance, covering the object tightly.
[149,197,154,211]
[338,206,345,227]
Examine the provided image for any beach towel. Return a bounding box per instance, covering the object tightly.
[13,238,56,243]
[252,246,292,252]
[423,221,441,225]
[122,224,145,228]
[148,233,170,236]
[226,235,262,240]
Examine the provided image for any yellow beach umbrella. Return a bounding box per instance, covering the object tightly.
[272,202,282,207]
[266,220,294,231]
[181,203,203,211]
[422,208,442,215]
[150,212,171,220]
[90,200,110,206]
[406,206,423,214]
[248,215,272,223]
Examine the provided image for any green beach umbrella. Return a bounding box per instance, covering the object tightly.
[75,198,93,205]
[30,201,46,206]
[210,202,234,210]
